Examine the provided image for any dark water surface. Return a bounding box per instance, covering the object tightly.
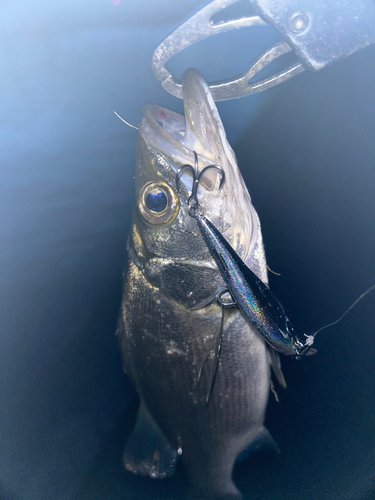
[1,1,375,499]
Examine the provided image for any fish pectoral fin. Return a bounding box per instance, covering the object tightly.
[190,287,226,310]
[236,426,280,463]
[267,346,287,389]
[123,400,178,479]
[190,286,236,311]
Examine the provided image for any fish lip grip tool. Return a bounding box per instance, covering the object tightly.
[151,0,375,101]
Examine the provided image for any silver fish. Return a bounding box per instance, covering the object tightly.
[118,68,285,499]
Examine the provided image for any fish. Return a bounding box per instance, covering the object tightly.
[118,68,285,499]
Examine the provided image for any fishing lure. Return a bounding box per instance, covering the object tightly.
[176,152,375,362]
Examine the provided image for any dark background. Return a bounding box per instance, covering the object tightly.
[1,1,374,499]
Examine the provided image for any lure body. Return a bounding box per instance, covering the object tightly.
[196,215,300,356]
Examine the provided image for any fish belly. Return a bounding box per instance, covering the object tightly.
[119,260,270,498]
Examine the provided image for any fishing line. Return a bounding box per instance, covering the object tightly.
[114,111,139,130]
[304,283,375,348]
[267,264,281,276]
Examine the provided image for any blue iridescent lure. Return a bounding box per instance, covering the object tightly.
[196,215,309,357]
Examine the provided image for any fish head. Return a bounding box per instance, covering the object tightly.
[132,68,258,268]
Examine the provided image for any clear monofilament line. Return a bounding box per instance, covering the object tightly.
[312,283,375,339]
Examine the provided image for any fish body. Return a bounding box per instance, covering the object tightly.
[118,69,282,499]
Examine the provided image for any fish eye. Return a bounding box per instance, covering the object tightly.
[145,189,167,213]
[137,181,179,225]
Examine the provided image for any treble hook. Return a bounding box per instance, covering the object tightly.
[176,151,225,217]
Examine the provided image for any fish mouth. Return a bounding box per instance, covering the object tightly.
[139,68,256,258]
[140,68,238,181]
